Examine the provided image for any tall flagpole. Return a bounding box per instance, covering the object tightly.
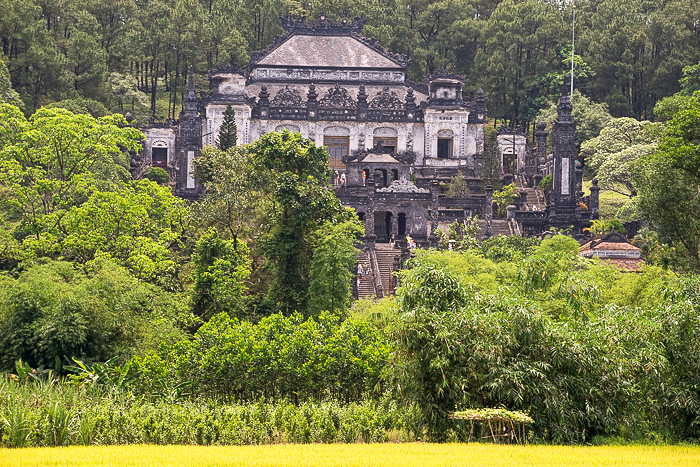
[571,4,576,95]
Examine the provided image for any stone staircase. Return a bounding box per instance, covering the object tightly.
[375,243,402,295]
[356,251,375,299]
[522,187,546,211]
[477,219,512,240]
[356,245,403,299]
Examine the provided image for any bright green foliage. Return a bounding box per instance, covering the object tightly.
[0,106,185,282]
[493,183,519,216]
[216,104,237,150]
[143,167,170,185]
[387,247,695,442]
[585,219,626,236]
[451,407,534,424]
[308,220,363,318]
[538,174,552,191]
[582,117,663,202]
[0,379,413,446]
[133,311,388,402]
[192,145,260,243]
[190,229,251,321]
[479,234,540,262]
[636,92,700,271]
[249,130,352,315]
[45,97,110,118]
[436,217,479,251]
[680,62,700,95]
[0,259,187,372]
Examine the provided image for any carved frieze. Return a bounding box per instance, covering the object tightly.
[271,86,305,108]
[319,85,356,109]
[368,87,403,109]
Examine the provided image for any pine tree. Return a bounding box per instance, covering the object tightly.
[216,104,237,150]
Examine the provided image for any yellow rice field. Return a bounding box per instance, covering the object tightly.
[2,443,700,467]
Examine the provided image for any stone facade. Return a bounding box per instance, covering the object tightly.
[141,16,593,246]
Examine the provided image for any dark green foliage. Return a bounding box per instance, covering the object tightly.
[143,167,170,185]
[190,229,251,321]
[0,259,188,372]
[249,130,352,315]
[308,220,363,317]
[216,104,237,150]
[538,174,552,191]
[481,127,502,189]
[132,312,388,403]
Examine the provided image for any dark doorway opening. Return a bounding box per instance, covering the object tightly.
[398,213,406,237]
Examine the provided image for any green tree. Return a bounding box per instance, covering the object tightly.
[249,130,352,315]
[216,104,238,150]
[0,59,21,109]
[636,92,700,271]
[475,0,565,126]
[191,229,251,321]
[0,258,187,372]
[308,220,363,317]
[581,117,664,218]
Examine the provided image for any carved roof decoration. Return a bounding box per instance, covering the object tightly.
[250,16,410,68]
[281,15,366,35]
[426,70,466,83]
[208,63,249,77]
[271,86,305,107]
[368,87,403,109]
[377,179,429,193]
[319,85,356,108]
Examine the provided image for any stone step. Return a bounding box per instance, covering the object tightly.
[356,253,375,299]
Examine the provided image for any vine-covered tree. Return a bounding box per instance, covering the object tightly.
[216,104,238,150]
[248,130,353,315]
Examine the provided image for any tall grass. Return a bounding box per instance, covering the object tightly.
[0,377,417,447]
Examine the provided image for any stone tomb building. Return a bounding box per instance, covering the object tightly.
[142,16,487,248]
[141,16,595,271]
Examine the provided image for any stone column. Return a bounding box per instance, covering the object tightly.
[589,177,600,220]
[429,179,439,248]
[484,184,493,239]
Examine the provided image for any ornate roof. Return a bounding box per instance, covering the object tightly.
[251,16,410,69]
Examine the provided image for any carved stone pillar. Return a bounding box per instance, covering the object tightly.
[484,184,493,239]
[429,179,439,248]
[589,177,600,220]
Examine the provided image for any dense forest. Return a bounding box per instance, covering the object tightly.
[1,0,699,126]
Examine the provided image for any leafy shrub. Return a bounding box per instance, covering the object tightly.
[132,311,389,403]
[0,259,188,372]
[143,167,170,185]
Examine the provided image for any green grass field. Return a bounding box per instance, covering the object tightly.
[2,444,700,467]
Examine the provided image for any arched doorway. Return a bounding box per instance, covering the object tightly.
[152,140,168,167]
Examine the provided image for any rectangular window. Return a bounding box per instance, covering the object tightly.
[373,137,397,153]
[437,138,452,159]
[324,136,349,169]
[152,147,168,166]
